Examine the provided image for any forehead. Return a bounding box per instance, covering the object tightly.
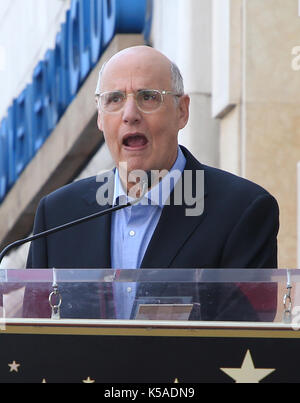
[100,50,172,91]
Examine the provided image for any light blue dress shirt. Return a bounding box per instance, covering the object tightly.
[111,146,186,318]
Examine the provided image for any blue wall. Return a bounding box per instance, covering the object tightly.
[0,0,152,203]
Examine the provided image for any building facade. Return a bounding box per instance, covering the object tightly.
[0,0,299,270]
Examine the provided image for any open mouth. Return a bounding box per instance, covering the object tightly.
[122,133,149,149]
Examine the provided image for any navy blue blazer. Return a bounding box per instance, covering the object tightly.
[27,145,279,270]
[25,146,279,321]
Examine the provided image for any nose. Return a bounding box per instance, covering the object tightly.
[122,94,142,125]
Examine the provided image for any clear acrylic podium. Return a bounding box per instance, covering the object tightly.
[0,268,299,383]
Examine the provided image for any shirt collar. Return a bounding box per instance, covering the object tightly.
[113,146,186,208]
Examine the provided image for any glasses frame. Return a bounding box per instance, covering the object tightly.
[95,89,182,114]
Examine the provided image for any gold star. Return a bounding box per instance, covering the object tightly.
[82,376,95,383]
[220,350,275,383]
[8,361,20,373]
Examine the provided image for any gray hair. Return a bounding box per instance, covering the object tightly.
[95,61,107,97]
[95,59,184,98]
[170,61,184,95]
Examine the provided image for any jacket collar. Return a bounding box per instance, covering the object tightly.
[141,146,208,268]
[79,146,208,269]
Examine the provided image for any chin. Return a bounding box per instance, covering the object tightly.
[124,159,151,174]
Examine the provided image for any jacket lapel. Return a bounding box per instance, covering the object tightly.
[79,147,208,269]
[141,146,208,268]
[79,170,115,268]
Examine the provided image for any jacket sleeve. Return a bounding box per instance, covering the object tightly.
[26,196,49,269]
[220,193,279,268]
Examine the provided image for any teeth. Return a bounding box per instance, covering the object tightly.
[123,135,147,147]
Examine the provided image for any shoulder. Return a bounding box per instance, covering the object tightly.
[45,176,98,204]
[38,170,115,213]
[181,145,278,210]
[204,164,279,217]
[32,171,115,227]
[203,164,271,197]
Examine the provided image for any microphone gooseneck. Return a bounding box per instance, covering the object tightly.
[0,172,151,265]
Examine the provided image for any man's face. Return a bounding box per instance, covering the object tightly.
[97,48,189,179]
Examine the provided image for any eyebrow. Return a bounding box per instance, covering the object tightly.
[104,88,155,93]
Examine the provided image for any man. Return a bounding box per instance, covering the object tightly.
[26,46,279,321]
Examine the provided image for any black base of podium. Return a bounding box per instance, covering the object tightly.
[0,323,299,383]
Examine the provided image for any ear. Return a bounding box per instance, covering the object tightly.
[177,94,190,130]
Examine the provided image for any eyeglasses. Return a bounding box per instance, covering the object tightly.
[96,89,182,114]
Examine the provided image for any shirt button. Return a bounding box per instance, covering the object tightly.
[129,230,135,237]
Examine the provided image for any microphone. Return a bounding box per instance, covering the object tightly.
[0,171,151,265]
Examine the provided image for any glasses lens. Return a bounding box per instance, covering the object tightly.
[137,90,162,112]
[100,91,125,112]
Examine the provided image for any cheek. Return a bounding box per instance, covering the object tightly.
[150,119,178,146]
[101,118,119,145]
[104,132,119,155]
[97,112,104,132]
[149,106,179,135]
